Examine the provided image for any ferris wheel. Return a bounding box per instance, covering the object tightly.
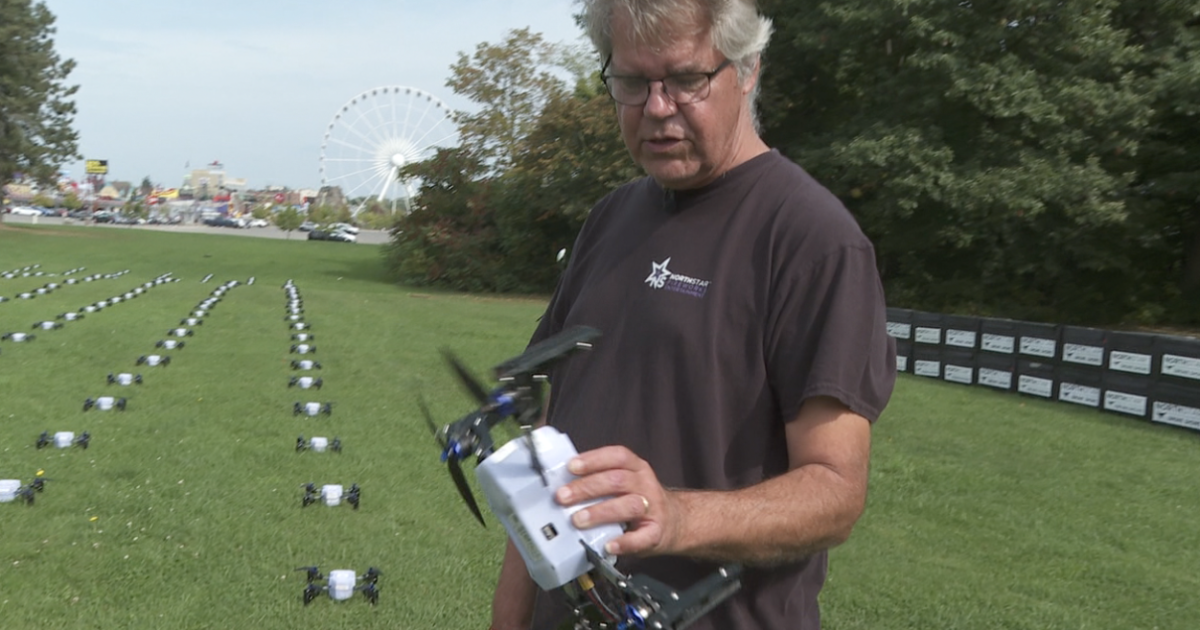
[319,86,457,213]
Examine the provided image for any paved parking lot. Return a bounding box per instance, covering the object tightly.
[1,215,392,245]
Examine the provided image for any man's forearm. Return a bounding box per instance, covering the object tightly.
[491,538,537,630]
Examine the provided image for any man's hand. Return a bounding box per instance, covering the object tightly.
[554,446,682,557]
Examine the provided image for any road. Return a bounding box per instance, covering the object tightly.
[0,215,393,245]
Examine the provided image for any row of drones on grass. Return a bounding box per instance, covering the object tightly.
[0,269,181,347]
[283,279,375,606]
[3,275,236,509]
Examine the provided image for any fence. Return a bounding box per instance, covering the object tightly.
[886,308,1200,432]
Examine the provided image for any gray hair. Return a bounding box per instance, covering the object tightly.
[579,0,773,121]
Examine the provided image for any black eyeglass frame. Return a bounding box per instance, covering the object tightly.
[599,55,734,106]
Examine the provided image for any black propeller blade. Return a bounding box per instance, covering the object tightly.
[419,396,486,527]
[441,349,490,405]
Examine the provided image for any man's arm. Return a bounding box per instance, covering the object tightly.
[554,395,872,565]
[491,538,538,630]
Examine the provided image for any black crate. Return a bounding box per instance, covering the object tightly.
[976,353,1015,392]
[1061,326,1106,368]
[1106,331,1156,377]
[1102,371,1151,420]
[942,315,980,350]
[1057,365,1102,409]
[885,307,914,341]
[1154,333,1200,385]
[913,311,943,346]
[1016,358,1055,399]
[895,339,913,374]
[1150,381,1200,431]
[1017,321,1059,361]
[979,318,1019,355]
[942,349,975,385]
[912,345,941,379]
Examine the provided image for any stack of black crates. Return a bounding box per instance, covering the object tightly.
[887,308,1200,432]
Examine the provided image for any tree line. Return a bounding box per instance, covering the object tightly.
[386,3,1199,327]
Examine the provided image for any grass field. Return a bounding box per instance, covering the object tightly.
[1,222,1198,629]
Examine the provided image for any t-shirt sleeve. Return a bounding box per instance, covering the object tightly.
[766,242,896,423]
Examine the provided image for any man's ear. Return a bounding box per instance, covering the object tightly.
[742,56,762,96]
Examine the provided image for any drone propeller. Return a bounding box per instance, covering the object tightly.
[36,431,50,449]
[296,566,323,583]
[441,349,491,405]
[346,484,361,510]
[419,396,485,527]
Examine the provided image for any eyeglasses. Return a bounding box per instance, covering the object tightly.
[601,56,733,106]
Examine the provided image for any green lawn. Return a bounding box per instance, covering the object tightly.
[1,223,1197,629]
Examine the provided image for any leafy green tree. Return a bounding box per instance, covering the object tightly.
[62,191,81,211]
[0,0,79,185]
[139,176,153,197]
[251,205,271,220]
[275,206,303,238]
[758,0,1172,323]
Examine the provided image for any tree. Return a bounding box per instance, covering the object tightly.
[275,207,303,238]
[758,0,1172,324]
[0,0,79,185]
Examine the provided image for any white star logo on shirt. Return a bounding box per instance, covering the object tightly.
[645,258,672,289]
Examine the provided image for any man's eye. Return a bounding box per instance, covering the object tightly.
[668,75,707,93]
[614,77,646,93]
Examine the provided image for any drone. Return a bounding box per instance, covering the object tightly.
[57,312,84,321]
[36,430,90,449]
[423,325,744,630]
[84,397,127,411]
[2,332,35,342]
[0,473,50,505]
[168,328,195,337]
[291,360,322,370]
[290,344,316,354]
[108,372,143,386]
[32,321,63,330]
[295,435,341,453]
[180,317,203,326]
[288,376,324,390]
[136,354,171,366]
[301,482,360,509]
[292,333,314,342]
[294,401,333,416]
[155,339,185,350]
[297,566,379,605]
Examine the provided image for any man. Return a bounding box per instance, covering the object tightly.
[491,1,896,628]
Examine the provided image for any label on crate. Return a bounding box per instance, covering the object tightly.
[1062,343,1104,366]
[1017,375,1053,398]
[1161,354,1200,381]
[981,333,1015,354]
[914,360,940,378]
[944,364,973,384]
[896,355,908,372]
[1152,402,1200,430]
[1104,390,1147,417]
[1058,382,1100,407]
[886,322,912,340]
[1019,337,1057,358]
[915,327,941,344]
[945,330,977,348]
[1109,351,1152,375]
[978,368,1012,390]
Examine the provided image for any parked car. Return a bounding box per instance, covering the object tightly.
[298,221,317,232]
[203,216,243,228]
[8,206,42,216]
[307,228,356,243]
[247,218,269,228]
[330,222,360,235]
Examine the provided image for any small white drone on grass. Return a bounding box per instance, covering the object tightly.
[2,332,35,342]
[290,344,316,354]
[291,360,322,370]
[155,340,185,350]
[180,318,203,326]
[293,401,333,416]
[57,312,84,321]
[136,354,171,366]
[297,566,378,605]
[296,435,341,453]
[168,328,195,337]
[33,321,63,330]
[292,333,314,342]
[0,473,49,505]
[107,373,143,386]
[289,376,324,389]
[292,322,309,331]
[18,292,35,299]
[301,483,360,509]
[37,430,90,449]
[83,397,127,411]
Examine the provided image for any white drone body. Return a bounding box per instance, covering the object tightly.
[294,360,319,370]
[321,484,345,507]
[0,479,20,502]
[170,328,192,337]
[326,570,358,600]
[476,426,623,591]
[54,431,77,447]
[140,355,168,366]
[293,323,308,331]
[110,296,122,304]
[292,344,314,354]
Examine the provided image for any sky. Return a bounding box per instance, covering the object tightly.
[43,0,587,191]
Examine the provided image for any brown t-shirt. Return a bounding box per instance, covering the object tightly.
[528,150,896,630]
